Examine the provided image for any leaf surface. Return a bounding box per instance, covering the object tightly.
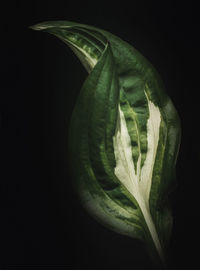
[31,21,181,268]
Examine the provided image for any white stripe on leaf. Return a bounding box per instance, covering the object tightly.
[113,90,163,260]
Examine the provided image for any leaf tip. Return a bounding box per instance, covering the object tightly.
[29,22,49,31]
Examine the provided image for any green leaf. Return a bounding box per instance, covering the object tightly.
[31,21,181,268]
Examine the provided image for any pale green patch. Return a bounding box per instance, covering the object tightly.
[65,38,98,71]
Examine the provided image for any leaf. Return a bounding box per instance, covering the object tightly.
[31,21,181,268]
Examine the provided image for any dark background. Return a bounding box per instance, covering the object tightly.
[1,0,199,269]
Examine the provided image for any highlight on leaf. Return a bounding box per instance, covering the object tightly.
[31,21,181,268]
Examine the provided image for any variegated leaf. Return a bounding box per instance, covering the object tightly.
[31,21,181,268]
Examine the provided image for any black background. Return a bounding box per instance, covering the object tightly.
[1,0,200,269]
